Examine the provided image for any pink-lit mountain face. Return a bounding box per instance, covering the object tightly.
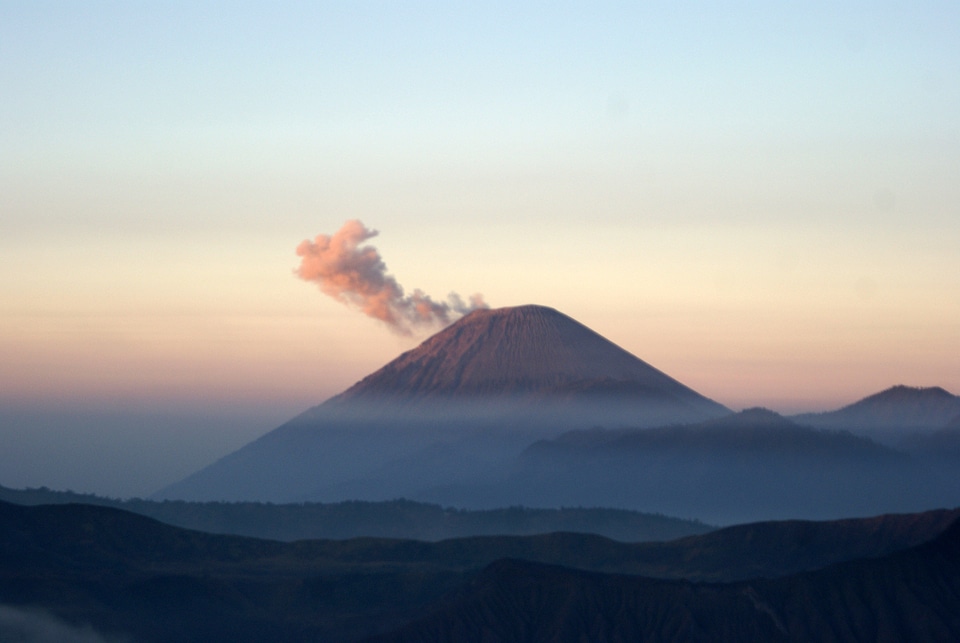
[157,305,727,503]
[324,304,727,419]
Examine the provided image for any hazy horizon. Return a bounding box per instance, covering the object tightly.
[2,3,959,497]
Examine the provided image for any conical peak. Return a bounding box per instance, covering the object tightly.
[329,304,720,410]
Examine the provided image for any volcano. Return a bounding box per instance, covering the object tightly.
[329,304,724,411]
[157,305,727,503]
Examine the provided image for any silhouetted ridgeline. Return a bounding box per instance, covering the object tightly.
[0,485,711,542]
[370,519,960,642]
[1,500,958,642]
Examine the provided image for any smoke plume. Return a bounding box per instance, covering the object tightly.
[296,220,488,334]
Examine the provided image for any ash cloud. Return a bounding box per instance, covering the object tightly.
[295,220,487,335]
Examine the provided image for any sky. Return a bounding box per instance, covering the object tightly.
[1,2,959,496]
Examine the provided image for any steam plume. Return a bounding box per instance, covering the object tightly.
[295,220,488,334]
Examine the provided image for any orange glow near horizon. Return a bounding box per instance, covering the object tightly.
[2,220,958,416]
[2,289,957,416]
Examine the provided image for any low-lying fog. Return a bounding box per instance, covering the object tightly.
[0,403,294,498]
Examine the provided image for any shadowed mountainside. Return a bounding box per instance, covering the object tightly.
[1,500,957,642]
[904,422,960,460]
[794,385,960,438]
[157,305,728,503]
[370,518,960,642]
[485,408,958,524]
[787,386,960,512]
[898,419,960,501]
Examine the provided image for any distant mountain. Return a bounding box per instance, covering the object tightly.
[900,416,960,476]
[2,499,958,642]
[794,385,960,434]
[529,407,897,457]
[477,408,957,524]
[794,387,960,504]
[157,305,727,503]
[0,484,712,543]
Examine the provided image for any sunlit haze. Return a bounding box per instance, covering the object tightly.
[2,2,958,496]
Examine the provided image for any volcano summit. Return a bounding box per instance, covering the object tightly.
[158,305,727,503]
[331,305,724,411]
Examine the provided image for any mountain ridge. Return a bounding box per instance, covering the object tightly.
[530,407,900,457]
[492,407,951,524]
[0,484,711,543]
[368,518,960,642]
[794,384,960,432]
[2,499,959,642]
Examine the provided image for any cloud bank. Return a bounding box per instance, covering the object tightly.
[295,220,487,334]
[0,605,126,643]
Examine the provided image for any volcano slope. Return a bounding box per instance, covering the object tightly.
[157,305,727,503]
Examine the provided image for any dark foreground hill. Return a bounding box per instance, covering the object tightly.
[0,484,712,542]
[371,519,960,642]
[1,500,958,642]
[158,305,727,503]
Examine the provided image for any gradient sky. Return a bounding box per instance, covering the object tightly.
[2,2,959,495]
